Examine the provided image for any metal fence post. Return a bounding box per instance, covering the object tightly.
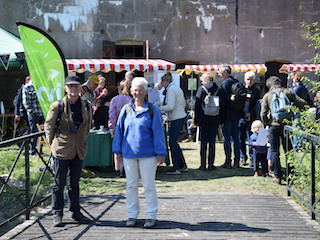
[311,142,315,220]
[24,139,30,220]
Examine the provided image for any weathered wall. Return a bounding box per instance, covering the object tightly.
[1,0,319,64]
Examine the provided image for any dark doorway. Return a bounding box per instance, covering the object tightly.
[265,60,291,88]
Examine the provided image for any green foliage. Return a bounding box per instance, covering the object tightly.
[301,22,320,64]
[284,21,320,216]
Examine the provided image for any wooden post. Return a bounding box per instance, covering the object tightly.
[146,40,149,60]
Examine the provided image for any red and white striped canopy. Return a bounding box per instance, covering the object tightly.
[66,59,175,73]
[279,64,319,73]
[184,64,267,74]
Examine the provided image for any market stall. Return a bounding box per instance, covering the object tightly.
[182,64,267,75]
[279,63,320,87]
[66,58,176,168]
[279,63,319,73]
[66,58,175,73]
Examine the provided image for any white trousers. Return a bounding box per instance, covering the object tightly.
[123,157,158,220]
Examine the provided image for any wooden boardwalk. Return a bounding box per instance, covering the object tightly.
[1,193,320,240]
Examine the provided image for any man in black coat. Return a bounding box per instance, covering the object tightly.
[238,71,261,166]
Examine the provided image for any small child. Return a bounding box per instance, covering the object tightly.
[249,120,268,177]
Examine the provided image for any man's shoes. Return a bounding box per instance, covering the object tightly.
[207,166,216,171]
[144,219,156,228]
[234,162,240,168]
[166,169,181,175]
[198,166,206,171]
[273,177,281,185]
[53,215,64,227]
[72,211,91,224]
[179,167,189,172]
[126,218,136,227]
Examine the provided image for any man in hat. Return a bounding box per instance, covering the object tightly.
[45,75,93,227]
[81,75,99,106]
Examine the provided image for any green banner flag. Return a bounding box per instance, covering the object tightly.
[16,22,67,117]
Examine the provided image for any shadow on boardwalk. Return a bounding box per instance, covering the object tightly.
[2,193,320,240]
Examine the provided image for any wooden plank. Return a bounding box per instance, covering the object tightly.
[1,193,319,239]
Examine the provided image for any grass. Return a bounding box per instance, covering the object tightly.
[0,141,287,197]
[79,141,287,197]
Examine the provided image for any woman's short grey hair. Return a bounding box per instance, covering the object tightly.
[131,77,148,91]
[244,71,256,79]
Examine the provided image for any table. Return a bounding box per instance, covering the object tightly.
[83,131,114,168]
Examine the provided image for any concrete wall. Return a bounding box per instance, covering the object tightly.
[1,0,319,64]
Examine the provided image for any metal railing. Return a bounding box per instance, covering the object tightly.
[284,125,320,220]
[0,131,53,229]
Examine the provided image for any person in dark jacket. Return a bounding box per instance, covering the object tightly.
[291,72,312,105]
[194,73,226,171]
[219,65,243,168]
[238,71,261,166]
[13,77,30,135]
[260,76,307,184]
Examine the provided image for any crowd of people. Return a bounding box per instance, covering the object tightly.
[12,65,317,229]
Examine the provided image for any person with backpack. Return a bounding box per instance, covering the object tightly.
[44,76,93,227]
[112,77,166,228]
[238,71,261,166]
[219,65,245,168]
[260,76,307,184]
[194,73,226,171]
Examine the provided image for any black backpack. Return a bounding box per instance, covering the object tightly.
[229,80,247,112]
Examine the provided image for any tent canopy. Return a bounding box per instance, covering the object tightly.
[66,59,175,73]
[279,64,319,73]
[182,64,267,75]
[0,27,24,69]
[0,27,24,58]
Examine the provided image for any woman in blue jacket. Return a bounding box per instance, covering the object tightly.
[112,77,166,229]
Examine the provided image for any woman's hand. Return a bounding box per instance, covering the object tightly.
[156,156,165,165]
[116,154,123,163]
